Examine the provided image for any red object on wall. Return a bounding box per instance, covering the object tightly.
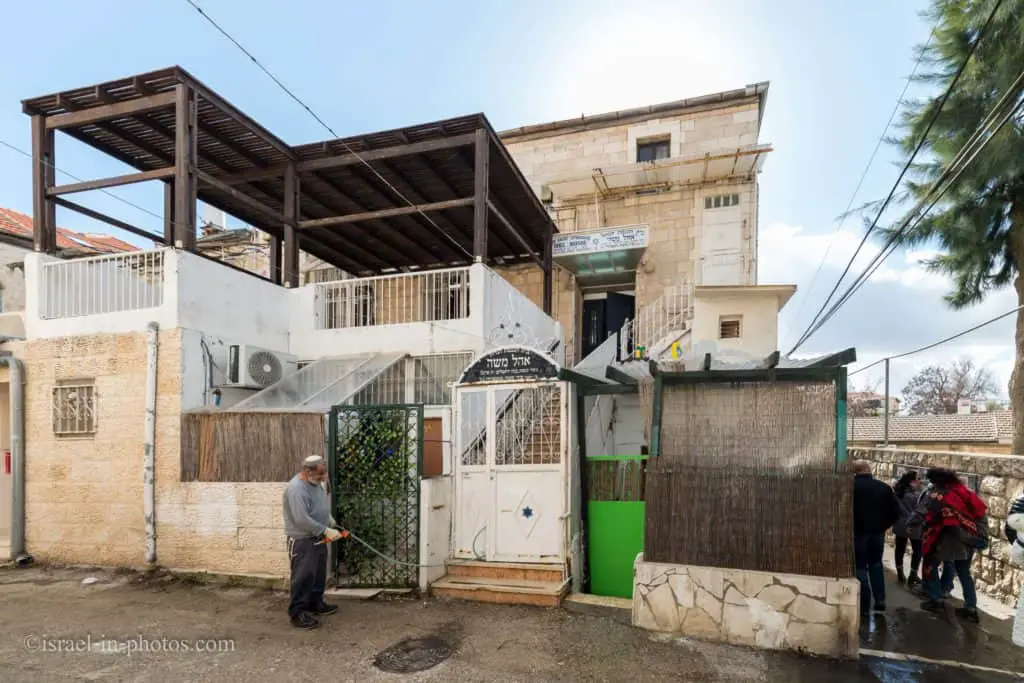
[3,451,9,475]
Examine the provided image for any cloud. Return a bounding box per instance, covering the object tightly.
[759,222,1018,399]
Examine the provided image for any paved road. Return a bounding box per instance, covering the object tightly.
[0,566,1019,682]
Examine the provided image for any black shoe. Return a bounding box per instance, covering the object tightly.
[290,612,320,629]
[896,568,906,585]
[907,573,920,589]
[313,602,338,616]
[920,599,944,613]
[873,602,886,612]
[955,607,980,623]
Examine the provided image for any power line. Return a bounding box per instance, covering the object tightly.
[180,0,473,260]
[791,0,1006,353]
[850,304,1024,377]
[784,30,934,350]
[789,68,1024,352]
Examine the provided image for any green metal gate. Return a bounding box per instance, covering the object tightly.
[586,455,646,599]
[329,404,423,588]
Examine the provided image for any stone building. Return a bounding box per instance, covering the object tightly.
[498,83,771,361]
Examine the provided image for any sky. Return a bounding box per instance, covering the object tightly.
[0,0,1014,401]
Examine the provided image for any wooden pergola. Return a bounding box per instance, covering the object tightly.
[22,66,557,312]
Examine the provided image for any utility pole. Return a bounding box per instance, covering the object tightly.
[883,358,890,447]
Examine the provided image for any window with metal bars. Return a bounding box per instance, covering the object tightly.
[52,381,97,436]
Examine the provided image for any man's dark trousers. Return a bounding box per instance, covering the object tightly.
[854,533,885,614]
[288,536,327,618]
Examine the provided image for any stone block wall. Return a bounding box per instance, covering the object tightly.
[14,329,291,577]
[633,556,859,658]
[852,447,1024,606]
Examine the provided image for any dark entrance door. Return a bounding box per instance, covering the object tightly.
[606,292,635,338]
[582,299,606,358]
[580,293,636,359]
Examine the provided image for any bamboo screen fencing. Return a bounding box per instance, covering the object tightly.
[644,380,853,578]
[181,411,326,482]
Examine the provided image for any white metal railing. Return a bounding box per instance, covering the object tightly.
[40,250,166,320]
[314,267,471,330]
[622,283,692,357]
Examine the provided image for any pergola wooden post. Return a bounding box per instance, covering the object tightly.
[30,115,56,253]
[173,83,198,251]
[473,128,489,263]
[283,164,300,288]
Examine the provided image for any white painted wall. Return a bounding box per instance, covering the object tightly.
[288,266,488,360]
[176,251,290,353]
[24,250,178,340]
[612,394,646,455]
[690,289,786,358]
[419,475,453,590]
[482,265,563,353]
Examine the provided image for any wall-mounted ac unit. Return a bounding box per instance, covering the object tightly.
[223,344,297,389]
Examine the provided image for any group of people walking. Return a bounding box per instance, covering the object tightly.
[852,460,987,622]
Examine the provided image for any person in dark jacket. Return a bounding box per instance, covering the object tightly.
[853,460,901,616]
[893,470,924,587]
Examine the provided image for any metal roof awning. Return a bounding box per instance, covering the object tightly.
[552,224,648,289]
[546,144,772,199]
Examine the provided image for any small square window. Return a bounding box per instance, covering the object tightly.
[719,316,741,339]
[52,380,97,436]
[637,138,670,163]
[704,193,742,210]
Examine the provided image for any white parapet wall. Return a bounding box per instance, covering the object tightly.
[633,555,860,659]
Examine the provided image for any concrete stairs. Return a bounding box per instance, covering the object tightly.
[431,560,570,608]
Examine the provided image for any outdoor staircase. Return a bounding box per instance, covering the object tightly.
[431,560,570,607]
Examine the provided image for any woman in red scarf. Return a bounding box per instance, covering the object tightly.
[919,467,987,622]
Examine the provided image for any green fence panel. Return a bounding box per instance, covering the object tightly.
[586,456,646,599]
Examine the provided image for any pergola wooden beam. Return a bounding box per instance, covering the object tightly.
[282,165,299,287]
[45,91,176,130]
[54,197,164,244]
[296,133,475,174]
[48,167,175,197]
[197,170,284,224]
[298,196,473,230]
[487,200,542,268]
[174,84,198,250]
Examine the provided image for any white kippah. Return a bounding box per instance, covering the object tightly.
[303,455,324,467]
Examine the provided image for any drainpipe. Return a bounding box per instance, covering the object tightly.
[0,351,24,561]
[143,322,159,564]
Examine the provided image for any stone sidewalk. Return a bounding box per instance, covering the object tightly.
[0,565,1019,682]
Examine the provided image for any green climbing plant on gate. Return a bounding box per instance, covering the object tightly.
[330,404,423,588]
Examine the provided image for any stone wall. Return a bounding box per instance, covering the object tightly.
[852,447,1024,606]
[15,330,291,576]
[633,556,859,658]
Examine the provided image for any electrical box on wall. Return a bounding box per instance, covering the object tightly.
[221,344,297,390]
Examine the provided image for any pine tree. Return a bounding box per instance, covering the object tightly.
[888,0,1024,450]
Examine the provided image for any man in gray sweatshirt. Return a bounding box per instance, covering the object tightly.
[283,455,342,629]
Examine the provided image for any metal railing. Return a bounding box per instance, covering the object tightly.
[620,283,692,359]
[314,267,471,329]
[39,250,166,320]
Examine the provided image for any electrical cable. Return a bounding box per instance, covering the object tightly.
[784,29,935,350]
[180,0,474,260]
[850,304,1024,377]
[791,0,1007,351]
[791,79,1024,352]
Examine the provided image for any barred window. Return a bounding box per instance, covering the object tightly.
[53,381,97,436]
[704,193,740,209]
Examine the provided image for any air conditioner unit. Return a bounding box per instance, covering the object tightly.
[224,344,297,389]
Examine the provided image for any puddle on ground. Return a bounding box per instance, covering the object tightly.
[373,635,454,674]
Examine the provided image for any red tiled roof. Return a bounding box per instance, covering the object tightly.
[849,411,1014,443]
[0,207,137,254]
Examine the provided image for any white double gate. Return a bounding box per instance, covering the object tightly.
[453,381,569,563]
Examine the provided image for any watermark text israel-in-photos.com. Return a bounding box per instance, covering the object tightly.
[24,634,236,656]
